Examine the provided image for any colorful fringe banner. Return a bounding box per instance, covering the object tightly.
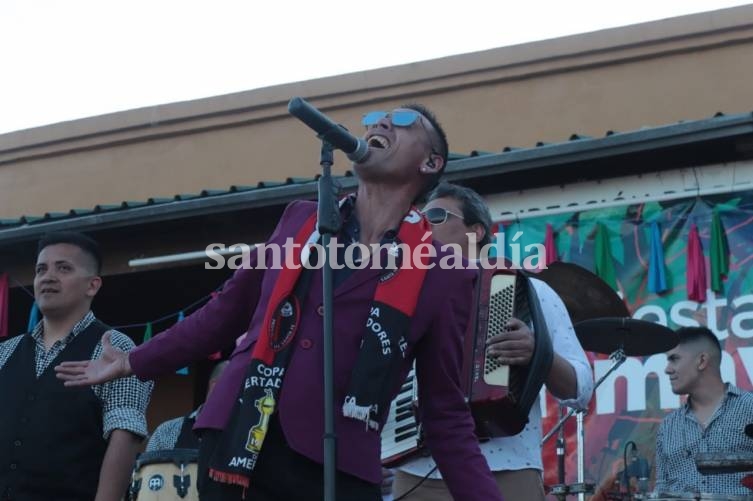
[543,223,557,267]
[648,221,668,294]
[710,209,729,293]
[27,302,40,333]
[175,311,189,375]
[594,223,618,290]
[686,223,707,302]
[0,273,8,338]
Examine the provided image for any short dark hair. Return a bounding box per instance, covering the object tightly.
[402,103,449,195]
[37,231,102,274]
[676,326,722,360]
[428,182,493,246]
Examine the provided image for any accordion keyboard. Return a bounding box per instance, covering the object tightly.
[483,274,516,387]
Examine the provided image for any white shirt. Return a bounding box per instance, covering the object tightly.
[399,278,593,477]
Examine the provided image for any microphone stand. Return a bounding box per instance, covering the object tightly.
[542,349,627,445]
[541,349,627,499]
[557,406,566,486]
[317,141,341,501]
[287,96,363,501]
[549,405,569,501]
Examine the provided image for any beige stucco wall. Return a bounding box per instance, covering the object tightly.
[2,5,753,218]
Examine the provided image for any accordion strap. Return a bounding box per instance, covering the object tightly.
[517,273,554,418]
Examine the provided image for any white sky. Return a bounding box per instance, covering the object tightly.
[1,0,751,135]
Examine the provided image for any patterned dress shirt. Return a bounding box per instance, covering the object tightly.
[654,383,753,497]
[0,311,153,438]
[146,408,200,451]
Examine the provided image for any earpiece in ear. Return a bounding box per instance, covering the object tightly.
[426,158,436,169]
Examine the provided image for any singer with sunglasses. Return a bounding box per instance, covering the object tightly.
[56,105,503,501]
[392,183,593,501]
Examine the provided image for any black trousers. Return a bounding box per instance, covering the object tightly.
[197,415,381,501]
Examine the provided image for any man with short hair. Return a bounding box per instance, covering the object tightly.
[654,326,753,497]
[147,360,230,451]
[0,231,153,501]
[56,106,503,501]
[393,182,593,501]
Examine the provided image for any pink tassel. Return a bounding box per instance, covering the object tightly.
[686,223,707,302]
[543,223,557,266]
[0,273,8,339]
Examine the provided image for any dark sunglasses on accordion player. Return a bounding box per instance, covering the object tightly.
[421,207,465,226]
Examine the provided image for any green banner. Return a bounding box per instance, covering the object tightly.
[494,191,753,497]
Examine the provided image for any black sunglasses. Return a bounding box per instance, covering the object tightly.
[422,207,465,225]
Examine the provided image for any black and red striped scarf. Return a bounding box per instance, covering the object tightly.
[209,201,431,488]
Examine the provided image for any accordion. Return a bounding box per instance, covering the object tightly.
[380,267,553,466]
[463,267,554,438]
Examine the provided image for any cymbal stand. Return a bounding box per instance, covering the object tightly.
[541,348,627,499]
[548,406,569,501]
[575,411,586,501]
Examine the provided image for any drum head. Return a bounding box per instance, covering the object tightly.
[136,448,198,468]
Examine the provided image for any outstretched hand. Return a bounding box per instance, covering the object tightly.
[55,331,132,386]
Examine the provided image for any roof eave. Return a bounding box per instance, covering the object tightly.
[0,180,353,246]
[445,112,753,181]
[1,111,752,247]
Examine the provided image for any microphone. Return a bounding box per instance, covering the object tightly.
[622,442,651,494]
[288,97,370,163]
[623,441,636,492]
[635,455,650,494]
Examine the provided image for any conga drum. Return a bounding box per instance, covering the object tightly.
[130,448,199,500]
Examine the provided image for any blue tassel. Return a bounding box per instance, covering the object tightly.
[27,302,40,333]
[648,221,668,294]
[176,311,189,375]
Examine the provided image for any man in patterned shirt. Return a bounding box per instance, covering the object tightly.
[0,231,153,501]
[654,326,753,497]
[146,360,228,451]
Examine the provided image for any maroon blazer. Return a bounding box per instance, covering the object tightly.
[130,201,503,501]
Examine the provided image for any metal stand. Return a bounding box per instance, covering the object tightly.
[576,411,587,501]
[550,406,569,501]
[317,142,341,501]
[541,349,628,499]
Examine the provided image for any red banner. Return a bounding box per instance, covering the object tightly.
[0,273,8,338]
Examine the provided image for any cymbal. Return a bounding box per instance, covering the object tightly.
[530,262,629,324]
[574,317,678,356]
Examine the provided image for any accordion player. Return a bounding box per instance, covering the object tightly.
[381,264,554,466]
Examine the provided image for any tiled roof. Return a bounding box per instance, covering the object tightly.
[1,111,751,244]
[0,175,352,230]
